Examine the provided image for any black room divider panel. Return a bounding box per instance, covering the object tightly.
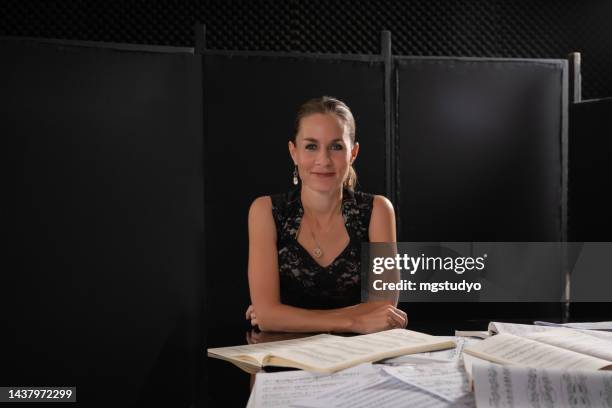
[203,52,387,334]
[568,98,612,320]
[395,57,567,322]
[1,38,204,407]
[396,57,567,242]
[569,98,612,242]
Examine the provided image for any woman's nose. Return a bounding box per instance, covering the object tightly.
[315,149,332,165]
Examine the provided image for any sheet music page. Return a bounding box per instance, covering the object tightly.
[208,334,331,362]
[472,362,612,408]
[534,321,612,331]
[246,383,256,408]
[455,330,490,339]
[463,353,490,379]
[293,370,475,408]
[489,322,565,336]
[577,330,612,342]
[492,321,612,342]
[464,333,612,371]
[383,362,470,402]
[249,363,378,408]
[525,329,612,361]
[270,329,453,371]
[383,337,466,364]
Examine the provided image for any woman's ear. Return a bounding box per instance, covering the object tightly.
[351,141,360,164]
[288,140,297,164]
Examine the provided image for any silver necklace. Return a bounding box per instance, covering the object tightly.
[302,200,342,259]
[307,218,324,258]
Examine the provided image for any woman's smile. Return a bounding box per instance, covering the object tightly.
[311,171,336,178]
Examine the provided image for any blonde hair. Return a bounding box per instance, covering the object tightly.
[294,96,357,190]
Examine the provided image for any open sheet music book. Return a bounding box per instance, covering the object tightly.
[207,329,455,374]
[457,321,612,342]
[463,332,612,375]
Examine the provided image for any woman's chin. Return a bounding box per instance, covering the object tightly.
[304,179,343,193]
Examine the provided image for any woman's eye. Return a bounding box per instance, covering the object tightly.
[305,144,317,150]
[330,143,344,151]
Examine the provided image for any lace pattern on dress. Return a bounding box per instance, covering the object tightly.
[271,188,373,309]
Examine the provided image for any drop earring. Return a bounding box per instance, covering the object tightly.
[293,166,299,185]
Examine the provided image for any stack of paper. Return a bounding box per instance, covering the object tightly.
[472,363,612,408]
[246,337,485,408]
[461,322,612,408]
[239,322,612,407]
[248,363,476,408]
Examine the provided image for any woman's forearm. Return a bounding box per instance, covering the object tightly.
[254,301,388,333]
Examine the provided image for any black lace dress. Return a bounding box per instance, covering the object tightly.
[270,188,374,309]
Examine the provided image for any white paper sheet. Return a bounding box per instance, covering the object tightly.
[248,363,379,408]
[246,382,256,408]
[489,321,612,342]
[383,337,466,365]
[455,330,490,339]
[293,370,475,408]
[472,361,612,408]
[462,353,490,380]
[534,320,612,331]
[382,363,470,402]
[525,329,612,361]
[267,329,453,372]
[464,333,612,371]
[488,321,564,336]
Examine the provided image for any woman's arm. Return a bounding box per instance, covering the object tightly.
[247,196,406,333]
[368,195,400,306]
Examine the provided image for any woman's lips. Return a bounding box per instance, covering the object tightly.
[312,172,335,178]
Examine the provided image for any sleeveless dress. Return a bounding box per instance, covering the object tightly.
[270,188,374,310]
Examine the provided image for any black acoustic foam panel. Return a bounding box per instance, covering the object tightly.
[1,39,204,407]
[1,1,611,99]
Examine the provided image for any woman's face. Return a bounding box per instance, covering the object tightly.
[289,113,358,193]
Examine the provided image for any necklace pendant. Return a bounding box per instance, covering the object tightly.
[313,247,323,258]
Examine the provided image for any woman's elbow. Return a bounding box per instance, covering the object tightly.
[252,305,281,332]
[256,316,279,332]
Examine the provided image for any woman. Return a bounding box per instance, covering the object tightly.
[246,96,407,334]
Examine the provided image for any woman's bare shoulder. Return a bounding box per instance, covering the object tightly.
[249,195,272,213]
[369,195,396,242]
[372,195,395,214]
[248,196,276,235]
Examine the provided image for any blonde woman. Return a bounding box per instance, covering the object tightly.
[246,96,406,334]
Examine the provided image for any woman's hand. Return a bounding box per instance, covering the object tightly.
[346,301,408,334]
[245,304,258,327]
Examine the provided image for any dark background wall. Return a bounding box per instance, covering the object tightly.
[1,0,611,100]
[1,39,204,407]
